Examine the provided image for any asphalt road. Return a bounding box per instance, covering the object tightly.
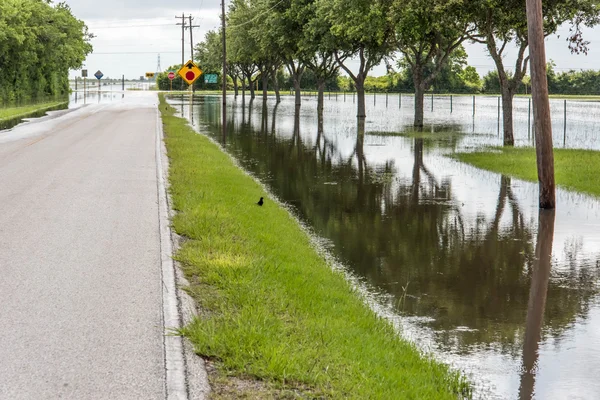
[0,94,169,399]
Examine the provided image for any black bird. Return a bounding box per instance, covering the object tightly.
[257,197,264,206]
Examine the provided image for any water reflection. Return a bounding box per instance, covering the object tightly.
[173,95,600,399]
[519,210,554,400]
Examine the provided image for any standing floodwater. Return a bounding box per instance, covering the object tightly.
[170,94,600,400]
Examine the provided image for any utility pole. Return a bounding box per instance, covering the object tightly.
[526,0,555,209]
[175,14,186,90]
[186,15,201,93]
[221,0,227,141]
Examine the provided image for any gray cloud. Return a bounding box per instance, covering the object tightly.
[64,0,221,21]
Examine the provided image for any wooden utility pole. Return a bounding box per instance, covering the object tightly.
[187,16,200,93]
[526,0,555,209]
[221,0,227,140]
[175,14,186,90]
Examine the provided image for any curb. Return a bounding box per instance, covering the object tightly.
[156,105,210,400]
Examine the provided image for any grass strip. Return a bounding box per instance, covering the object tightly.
[159,94,470,399]
[0,101,68,121]
[453,147,600,197]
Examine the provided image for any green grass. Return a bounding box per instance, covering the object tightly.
[453,147,600,197]
[159,94,470,399]
[0,101,68,121]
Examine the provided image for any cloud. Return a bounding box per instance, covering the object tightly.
[64,0,221,21]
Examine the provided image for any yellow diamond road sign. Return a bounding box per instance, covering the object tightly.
[178,60,202,85]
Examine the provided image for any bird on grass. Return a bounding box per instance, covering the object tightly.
[257,197,264,206]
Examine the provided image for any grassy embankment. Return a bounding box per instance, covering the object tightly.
[454,147,600,197]
[0,100,68,124]
[159,94,470,399]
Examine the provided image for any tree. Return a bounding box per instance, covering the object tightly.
[318,0,393,119]
[266,0,314,107]
[195,30,242,95]
[391,0,476,127]
[397,46,481,94]
[301,0,340,116]
[0,0,92,102]
[468,0,600,146]
[228,0,260,100]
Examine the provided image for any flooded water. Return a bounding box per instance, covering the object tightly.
[168,93,600,400]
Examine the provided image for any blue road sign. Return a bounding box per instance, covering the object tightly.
[94,70,104,80]
[204,74,218,84]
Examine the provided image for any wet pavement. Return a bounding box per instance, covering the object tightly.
[169,93,600,400]
[0,92,166,399]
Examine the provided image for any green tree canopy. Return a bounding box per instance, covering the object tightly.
[0,0,92,102]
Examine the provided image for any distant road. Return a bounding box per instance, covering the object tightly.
[0,93,168,399]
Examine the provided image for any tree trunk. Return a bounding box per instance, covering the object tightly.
[261,73,268,102]
[317,80,325,115]
[414,83,425,128]
[247,72,255,100]
[527,0,556,209]
[241,76,246,102]
[501,88,515,146]
[355,78,366,119]
[272,73,281,103]
[293,76,302,107]
[232,75,239,97]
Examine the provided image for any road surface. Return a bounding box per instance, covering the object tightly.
[0,93,182,399]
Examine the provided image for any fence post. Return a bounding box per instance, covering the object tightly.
[497,96,501,135]
[472,95,476,116]
[564,99,567,146]
[399,93,402,108]
[450,95,453,113]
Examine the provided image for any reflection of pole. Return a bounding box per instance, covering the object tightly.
[221,0,227,142]
[84,78,86,104]
[518,209,555,400]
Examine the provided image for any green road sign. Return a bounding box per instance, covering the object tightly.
[204,74,218,84]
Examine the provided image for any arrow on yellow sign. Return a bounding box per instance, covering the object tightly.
[178,60,203,86]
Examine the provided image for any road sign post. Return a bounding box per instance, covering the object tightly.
[168,71,175,91]
[177,60,202,89]
[82,69,88,101]
[95,70,103,96]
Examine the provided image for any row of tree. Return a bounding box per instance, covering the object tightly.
[0,0,92,103]
[192,0,599,147]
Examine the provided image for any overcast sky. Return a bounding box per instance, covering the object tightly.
[64,0,600,80]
